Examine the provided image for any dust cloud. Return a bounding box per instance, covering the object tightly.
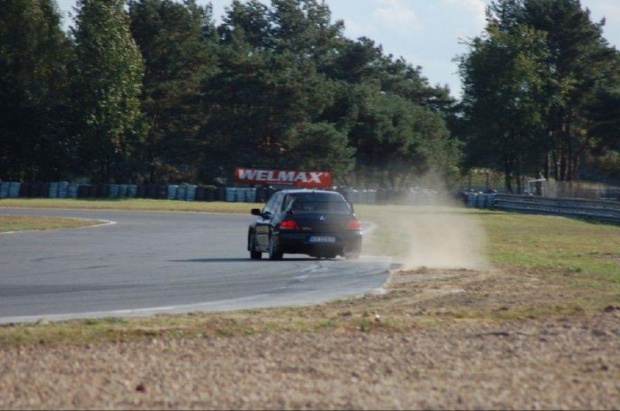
[362,190,489,271]
[400,204,489,270]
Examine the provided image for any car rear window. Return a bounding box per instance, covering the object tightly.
[285,193,351,214]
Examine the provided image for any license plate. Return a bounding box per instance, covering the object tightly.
[309,236,336,243]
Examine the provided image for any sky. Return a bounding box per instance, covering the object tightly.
[56,0,620,98]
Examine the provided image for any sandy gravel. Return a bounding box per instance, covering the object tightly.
[1,309,619,410]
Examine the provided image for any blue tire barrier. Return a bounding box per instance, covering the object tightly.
[57,181,68,198]
[167,185,178,200]
[486,194,496,209]
[0,182,9,198]
[8,182,21,198]
[0,182,460,207]
[176,185,186,201]
[466,193,476,208]
[67,183,79,198]
[117,184,127,198]
[108,184,119,199]
[476,193,485,208]
[185,185,197,201]
[235,188,245,202]
[49,182,59,198]
[245,188,257,203]
[225,188,236,202]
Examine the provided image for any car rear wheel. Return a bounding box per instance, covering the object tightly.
[268,235,283,260]
[249,233,262,260]
[343,246,360,260]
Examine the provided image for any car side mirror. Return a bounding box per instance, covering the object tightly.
[251,208,261,216]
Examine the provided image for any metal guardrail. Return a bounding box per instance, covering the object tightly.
[494,194,620,223]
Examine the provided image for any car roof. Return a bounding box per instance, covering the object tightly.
[278,189,341,196]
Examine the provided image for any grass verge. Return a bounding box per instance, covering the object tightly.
[0,198,261,214]
[0,215,96,233]
[0,201,618,346]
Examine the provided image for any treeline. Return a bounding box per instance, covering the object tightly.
[457,0,620,192]
[2,0,619,192]
[0,0,459,187]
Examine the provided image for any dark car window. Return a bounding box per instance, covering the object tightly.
[273,193,285,213]
[285,193,351,214]
[263,192,278,215]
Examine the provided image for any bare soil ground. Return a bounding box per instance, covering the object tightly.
[1,267,619,410]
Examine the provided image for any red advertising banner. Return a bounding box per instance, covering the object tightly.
[234,168,333,188]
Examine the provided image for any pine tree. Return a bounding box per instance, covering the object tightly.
[0,0,73,181]
[460,0,619,188]
[72,0,145,183]
[459,24,549,192]
[128,0,216,182]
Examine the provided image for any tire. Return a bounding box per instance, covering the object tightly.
[343,247,360,260]
[249,233,262,260]
[319,253,337,260]
[268,235,283,260]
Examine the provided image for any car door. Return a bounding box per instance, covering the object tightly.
[255,192,280,250]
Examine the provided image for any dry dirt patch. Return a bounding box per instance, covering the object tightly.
[1,267,619,409]
[1,313,618,409]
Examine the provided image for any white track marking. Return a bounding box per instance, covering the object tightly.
[0,294,272,324]
[79,219,117,229]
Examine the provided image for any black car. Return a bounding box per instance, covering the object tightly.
[247,189,363,260]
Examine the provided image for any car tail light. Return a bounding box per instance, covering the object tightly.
[279,219,300,230]
[346,220,362,231]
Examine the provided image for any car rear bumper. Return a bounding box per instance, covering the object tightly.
[277,231,362,256]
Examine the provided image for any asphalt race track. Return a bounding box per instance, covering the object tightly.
[0,208,390,324]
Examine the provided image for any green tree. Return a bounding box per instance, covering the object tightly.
[461,0,619,188]
[201,0,349,181]
[589,87,620,153]
[350,91,459,188]
[72,0,145,183]
[328,37,384,84]
[584,57,620,180]
[202,0,460,187]
[322,34,459,187]
[519,0,618,181]
[458,24,549,192]
[0,0,74,181]
[128,0,216,182]
[284,122,354,176]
